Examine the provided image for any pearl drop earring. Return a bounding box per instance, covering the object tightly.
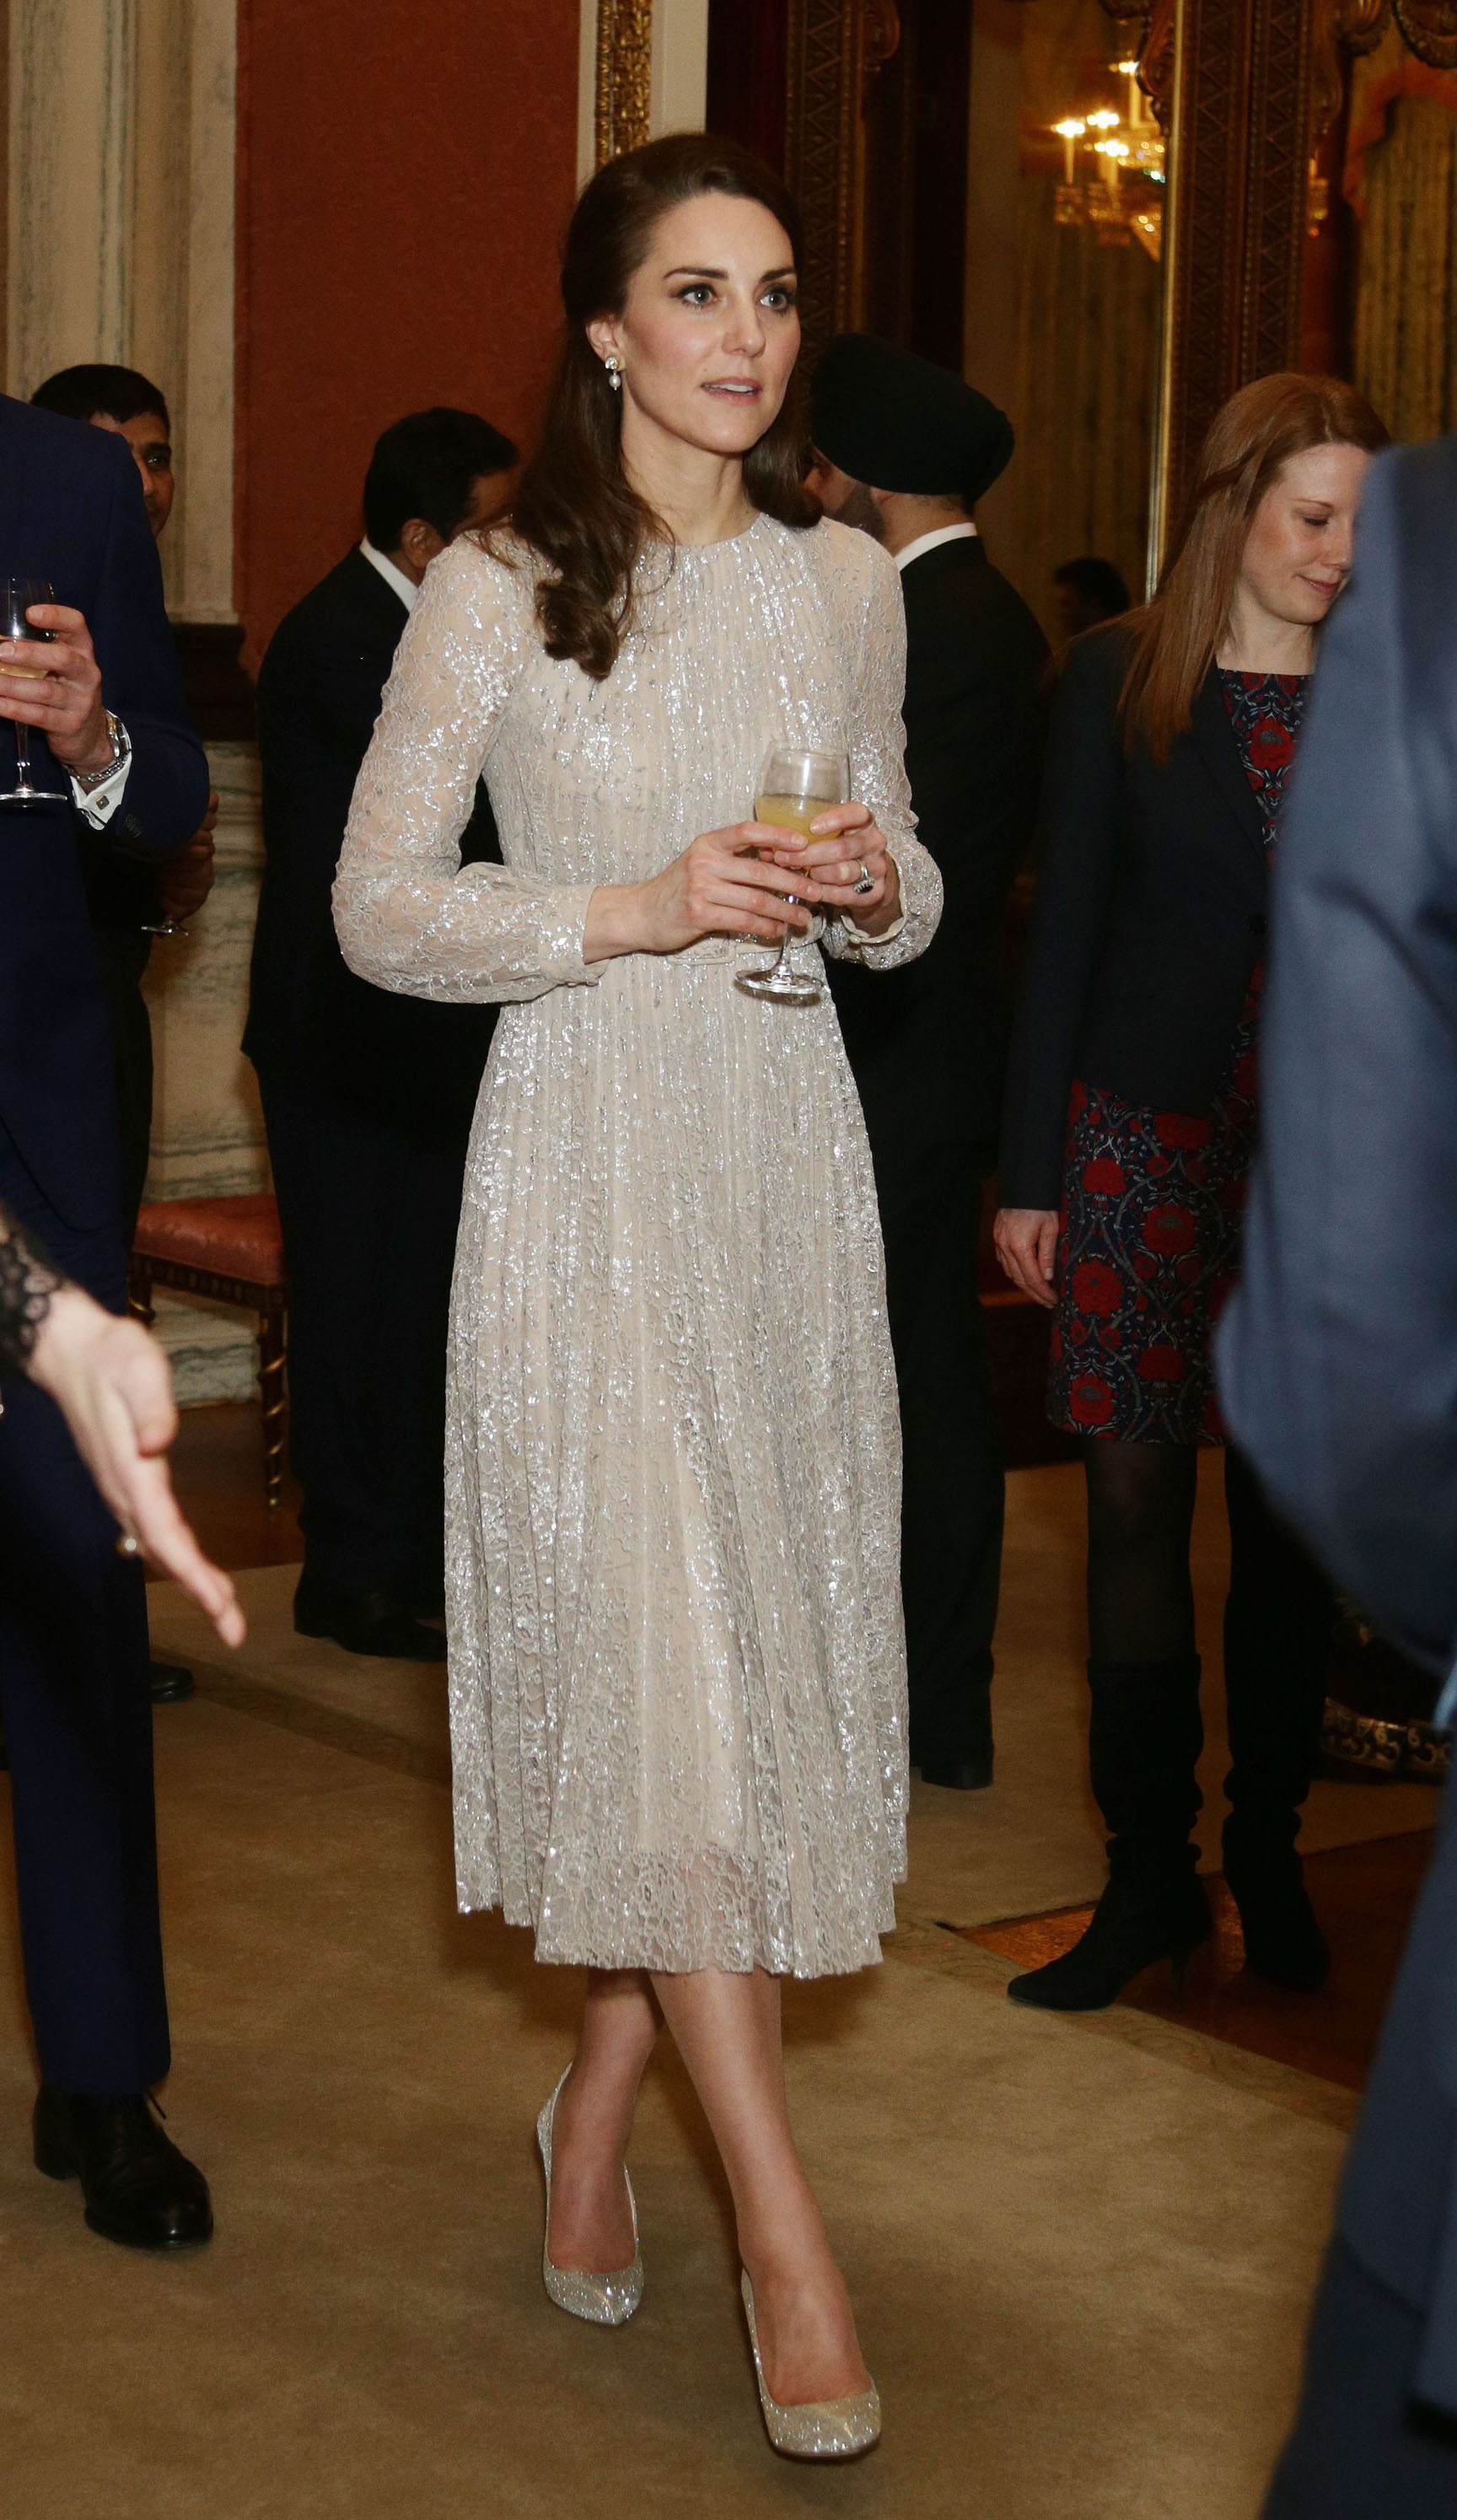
[605,355,623,391]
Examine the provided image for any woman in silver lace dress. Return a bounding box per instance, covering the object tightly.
[335,136,940,2454]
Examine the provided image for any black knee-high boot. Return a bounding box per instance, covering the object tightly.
[1008,1656,1212,2011]
[1222,1451,1335,1991]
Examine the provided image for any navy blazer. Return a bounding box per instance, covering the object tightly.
[0,395,210,1229]
[999,623,1272,1209]
[1219,438,1457,2416]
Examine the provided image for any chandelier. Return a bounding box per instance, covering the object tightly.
[1051,51,1166,259]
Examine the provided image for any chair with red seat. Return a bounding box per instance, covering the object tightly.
[128,1193,288,1505]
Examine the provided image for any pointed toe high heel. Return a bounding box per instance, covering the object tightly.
[740,2271,882,2460]
[535,2070,643,2327]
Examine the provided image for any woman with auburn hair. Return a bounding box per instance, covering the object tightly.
[335,134,941,2455]
[994,372,1388,2012]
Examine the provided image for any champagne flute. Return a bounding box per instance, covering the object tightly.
[0,577,58,811]
[737,740,851,1006]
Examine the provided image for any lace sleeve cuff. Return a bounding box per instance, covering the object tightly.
[0,1214,63,1377]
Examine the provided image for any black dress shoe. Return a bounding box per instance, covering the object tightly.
[293,1574,446,1662]
[149,1658,196,1704]
[917,1751,994,1791]
[33,2089,213,2250]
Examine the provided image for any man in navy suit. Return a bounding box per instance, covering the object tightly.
[1219,436,1457,2512]
[0,390,214,2247]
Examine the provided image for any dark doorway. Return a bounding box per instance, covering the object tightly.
[705,0,971,373]
[859,0,970,370]
[706,0,788,177]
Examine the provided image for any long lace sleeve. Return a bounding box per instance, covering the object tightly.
[0,1205,62,1377]
[820,531,943,970]
[333,539,604,1005]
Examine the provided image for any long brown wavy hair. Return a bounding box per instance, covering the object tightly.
[497,133,818,681]
[1120,372,1389,761]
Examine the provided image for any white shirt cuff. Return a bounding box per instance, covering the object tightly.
[69,751,132,829]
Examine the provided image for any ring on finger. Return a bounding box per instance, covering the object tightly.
[852,860,876,896]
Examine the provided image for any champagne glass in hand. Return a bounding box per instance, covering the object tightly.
[738,740,850,1006]
[0,578,57,811]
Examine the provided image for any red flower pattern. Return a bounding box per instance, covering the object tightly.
[1070,1259,1121,1318]
[1142,1203,1196,1256]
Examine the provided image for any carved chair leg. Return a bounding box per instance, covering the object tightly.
[257,1306,288,1509]
[129,1261,155,1327]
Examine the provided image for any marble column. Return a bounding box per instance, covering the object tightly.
[8,1,265,1402]
[5,0,237,623]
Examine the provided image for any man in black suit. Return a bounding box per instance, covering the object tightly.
[247,407,516,1660]
[32,363,221,1712]
[1218,439,1457,2512]
[0,391,213,2245]
[30,365,218,1244]
[809,336,1049,1789]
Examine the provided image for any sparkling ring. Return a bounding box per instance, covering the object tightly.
[115,1532,140,1560]
[852,862,875,896]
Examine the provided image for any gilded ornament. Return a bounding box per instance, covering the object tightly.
[1336,0,1392,52]
[1392,0,1457,67]
[594,0,653,167]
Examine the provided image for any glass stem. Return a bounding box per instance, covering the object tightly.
[14,725,31,786]
[777,892,798,971]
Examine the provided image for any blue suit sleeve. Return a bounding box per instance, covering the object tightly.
[88,434,210,853]
[1218,447,1457,1677]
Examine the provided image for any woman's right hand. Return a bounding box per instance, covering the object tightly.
[584,823,819,962]
[993,1208,1061,1310]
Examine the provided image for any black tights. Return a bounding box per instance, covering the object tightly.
[1084,1440,1199,1664]
[1083,1438,1333,1672]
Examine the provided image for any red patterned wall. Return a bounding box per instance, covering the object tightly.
[235,0,579,664]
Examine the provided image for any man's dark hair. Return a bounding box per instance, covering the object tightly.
[30,363,170,435]
[1052,555,1132,618]
[363,407,519,552]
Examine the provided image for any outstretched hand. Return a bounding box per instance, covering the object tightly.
[28,1290,246,1646]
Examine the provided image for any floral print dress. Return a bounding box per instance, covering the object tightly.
[1046,670,1307,1446]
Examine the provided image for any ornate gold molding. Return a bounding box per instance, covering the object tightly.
[594,0,653,167]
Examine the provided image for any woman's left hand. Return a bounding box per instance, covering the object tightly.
[760,800,901,938]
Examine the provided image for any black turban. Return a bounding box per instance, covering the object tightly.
[810,333,1015,504]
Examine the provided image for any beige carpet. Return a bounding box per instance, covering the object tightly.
[1,1691,1347,2520]
[0,1458,1405,2515]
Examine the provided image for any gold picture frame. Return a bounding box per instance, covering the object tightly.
[594,0,654,167]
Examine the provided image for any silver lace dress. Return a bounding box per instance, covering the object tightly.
[335,514,943,1977]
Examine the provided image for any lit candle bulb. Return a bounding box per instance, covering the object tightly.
[1053,117,1085,187]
